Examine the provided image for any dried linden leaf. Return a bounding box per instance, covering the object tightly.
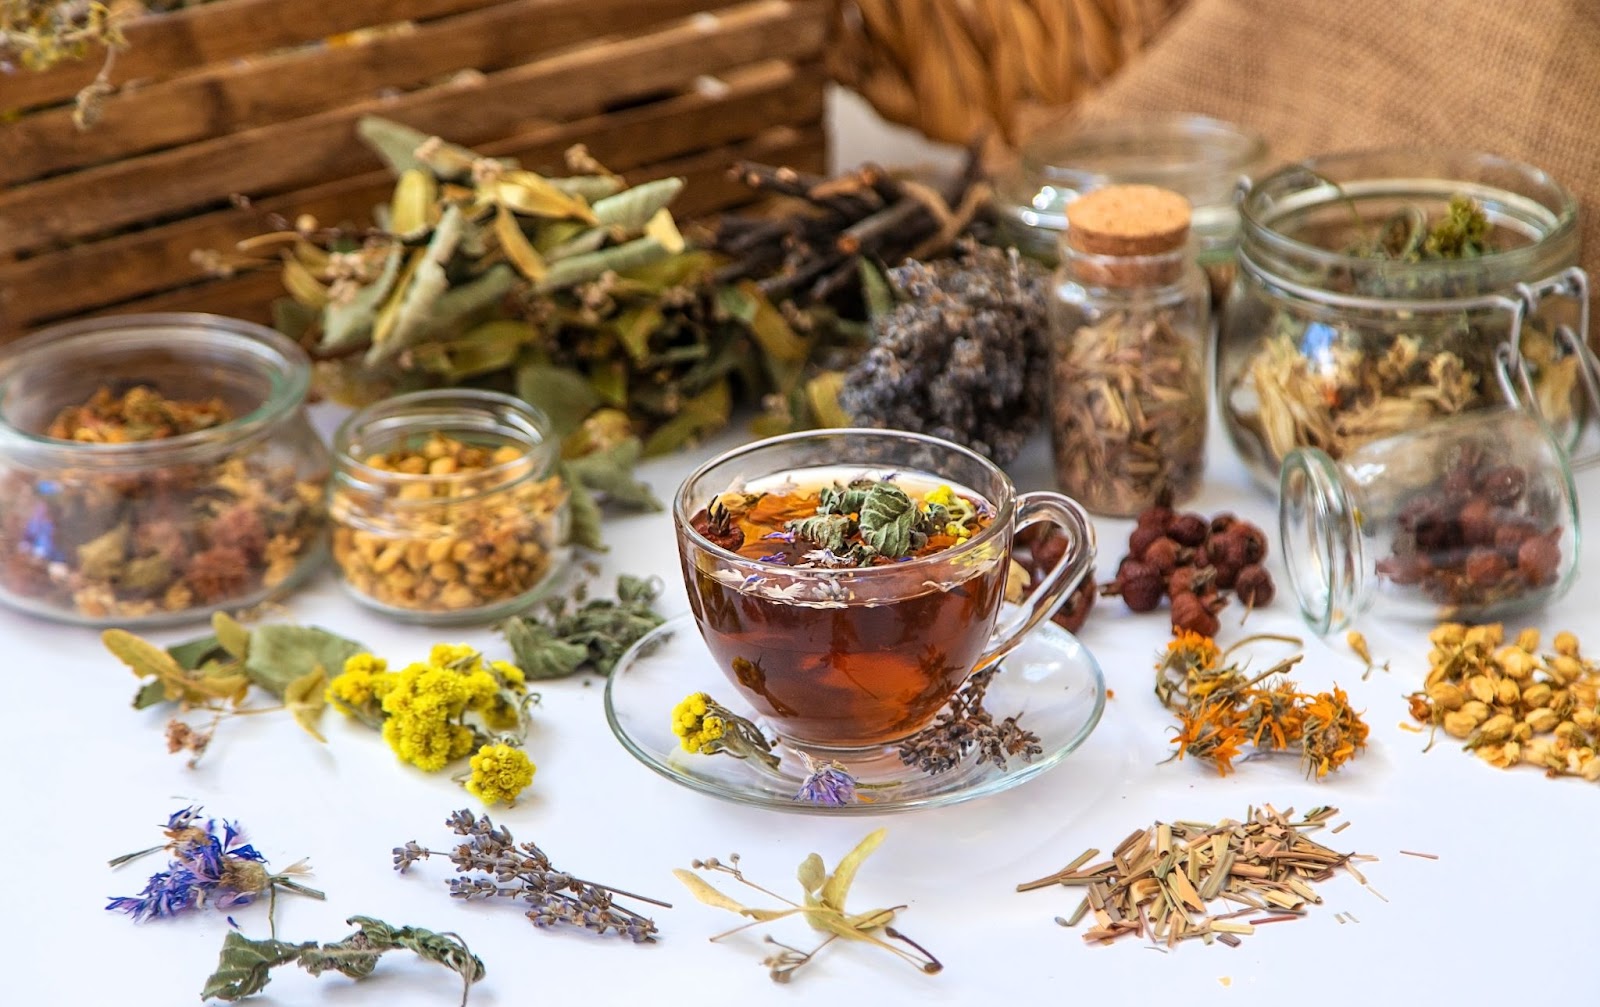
[821,827,887,912]
[212,612,251,662]
[285,665,329,744]
[494,204,548,282]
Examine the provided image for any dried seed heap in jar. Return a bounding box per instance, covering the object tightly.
[1379,449,1564,613]
[1408,622,1600,781]
[1018,805,1371,947]
[331,432,566,614]
[1049,185,1208,516]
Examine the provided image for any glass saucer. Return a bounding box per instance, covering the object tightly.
[603,612,1107,815]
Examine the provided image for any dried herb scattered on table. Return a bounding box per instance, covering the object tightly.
[1408,622,1600,780]
[497,573,664,679]
[1018,805,1372,946]
[1157,632,1369,778]
[104,612,364,765]
[0,384,325,621]
[394,809,668,942]
[201,916,484,1005]
[897,665,1042,775]
[675,828,940,982]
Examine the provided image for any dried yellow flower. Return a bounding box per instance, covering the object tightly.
[1442,711,1477,739]
[1516,628,1541,653]
[1554,631,1580,657]
[1426,682,1466,710]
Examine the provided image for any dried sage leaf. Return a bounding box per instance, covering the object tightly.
[591,177,683,231]
[201,932,309,1001]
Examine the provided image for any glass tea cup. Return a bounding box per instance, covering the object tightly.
[673,429,1095,754]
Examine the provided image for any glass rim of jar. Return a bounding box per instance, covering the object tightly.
[674,427,1018,579]
[1020,114,1268,191]
[1239,147,1580,294]
[331,388,559,505]
[0,312,312,467]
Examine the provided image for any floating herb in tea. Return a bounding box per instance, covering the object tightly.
[1408,622,1600,781]
[1018,805,1371,947]
[394,809,668,942]
[201,916,483,1005]
[675,829,940,982]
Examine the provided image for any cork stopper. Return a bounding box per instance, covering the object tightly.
[1065,184,1192,256]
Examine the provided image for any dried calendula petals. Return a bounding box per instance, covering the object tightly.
[1409,621,1600,784]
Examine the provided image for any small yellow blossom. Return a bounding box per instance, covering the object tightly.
[429,642,481,670]
[465,743,536,805]
[672,692,723,753]
[490,659,526,688]
[326,653,390,714]
[923,484,955,508]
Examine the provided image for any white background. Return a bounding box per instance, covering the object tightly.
[5,98,1598,1004]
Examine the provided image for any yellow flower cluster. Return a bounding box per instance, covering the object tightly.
[326,645,528,772]
[671,692,727,754]
[923,484,956,508]
[465,743,536,806]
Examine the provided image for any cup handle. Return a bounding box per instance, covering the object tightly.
[973,491,1097,673]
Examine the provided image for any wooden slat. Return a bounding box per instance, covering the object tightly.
[0,0,828,257]
[78,123,827,330]
[0,61,825,333]
[4,0,541,112]
[2,0,723,186]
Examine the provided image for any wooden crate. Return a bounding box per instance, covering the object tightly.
[0,0,830,336]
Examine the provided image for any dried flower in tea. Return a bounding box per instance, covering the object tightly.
[675,829,940,982]
[1017,805,1369,947]
[108,806,323,923]
[1408,621,1600,781]
[394,809,667,942]
[200,916,484,1005]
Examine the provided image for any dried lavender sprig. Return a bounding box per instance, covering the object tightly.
[897,667,1042,775]
[394,810,670,943]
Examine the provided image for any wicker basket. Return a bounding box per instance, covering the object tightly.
[830,0,1187,145]
[0,0,829,336]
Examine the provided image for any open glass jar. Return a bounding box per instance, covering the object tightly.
[1280,409,1579,633]
[1220,149,1591,492]
[0,313,329,625]
[995,114,1267,297]
[329,390,570,624]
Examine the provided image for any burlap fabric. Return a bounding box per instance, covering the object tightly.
[1072,0,1600,300]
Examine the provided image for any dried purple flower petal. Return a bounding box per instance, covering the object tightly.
[795,758,858,807]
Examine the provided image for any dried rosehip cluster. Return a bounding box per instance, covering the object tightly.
[1015,524,1096,633]
[1379,459,1564,610]
[1103,505,1276,636]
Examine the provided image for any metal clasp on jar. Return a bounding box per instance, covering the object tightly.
[1492,266,1600,468]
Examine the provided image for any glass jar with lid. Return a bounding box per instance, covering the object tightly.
[0,313,329,625]
[329,389,570,623]
[1280,409,1579,633]
[1048,184,1211,516]
[995,114,1267,298]
[1219,148,1594,492]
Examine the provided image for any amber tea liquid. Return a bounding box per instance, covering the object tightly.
[684,467,1005,749]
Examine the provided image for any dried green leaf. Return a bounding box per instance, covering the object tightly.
[495,170,598,223]
[516,364,602,438]
[562,470,606,551]
[201,932,310,1001]
[365,205,464,364]
[673,869,751,913]
[644,208,685,254]
[549,175,625,202]
[642,380,731,456]
[590,177,683,232]
[614,304,664,365]
[357,116,482,180]
[104,629,248,706]
[821,827,887,912]
[212,612,251,661]
[562,438,662,511]
[494,205,547,282]
[390,169,439,240]
[727,280,807,363]
[321,247,402,353]
[497,575,663,677]
[280,254,330,308]
[859,258,893,321]
[537,235,670,293]
[797,854,826,896]
[285,665,329,743]
[132,679,168,710]
[499,618,590,680]
[410,320,537,381]
[167,635,226,671]
[858,484,919,559]
[544,225,613,263]
[788,513,852,552]
[805,371,852,427]
[243,625,365,700]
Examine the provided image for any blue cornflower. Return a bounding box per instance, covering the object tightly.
[762,530,795,543]
[23,502,60,562]
[795,758,858,807]
[107,806,321,921]
[757,551,790,565]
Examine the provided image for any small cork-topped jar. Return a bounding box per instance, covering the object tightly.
[1048,184,1211,517]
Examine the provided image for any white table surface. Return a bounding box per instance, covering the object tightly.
[4,405,1597,1007]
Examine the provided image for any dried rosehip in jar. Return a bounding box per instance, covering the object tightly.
[1478,465,1527,506]
[1517,533,1562,586]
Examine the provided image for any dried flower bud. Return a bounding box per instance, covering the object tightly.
[1520,682,1553,709]
[1233,565,1275,607]
[1426,682,1466,710]
[1494,678,1521,707]
[1515,628,1541,653]
[1431,623,1467,648]
[1442,710,1477,739]
[1169,591,1220,637]
[1572,708,1598,732]
[1169,513,1209,547]
[1549,656,1585,685]
[1476,713,1516,743]
[1460,700,1490,724]
[1525,708,1560,733]
[1464,624,1504,650]
[1478,465,1527,506]
[1554,631,1580,657]
[1510,722,1532,743]
[1466,674,1497,706]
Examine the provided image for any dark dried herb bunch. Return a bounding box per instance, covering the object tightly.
[898,665,1042,774]
[394,809,668,943]
[838,243,1049,463]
